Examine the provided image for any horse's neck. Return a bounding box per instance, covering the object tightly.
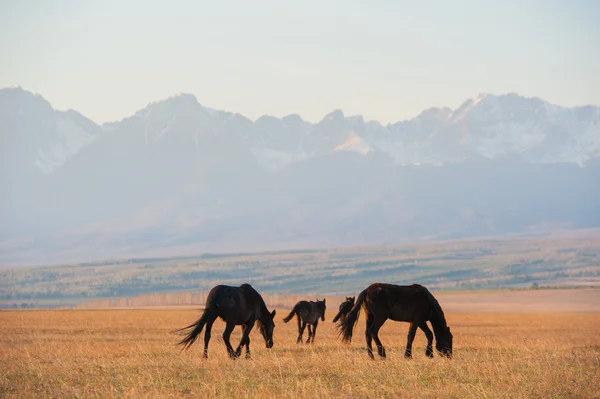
[429,311,448,338]
[257,300,269,320]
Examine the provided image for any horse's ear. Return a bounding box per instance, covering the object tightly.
[271,309,276,318]
[323,298,326,304]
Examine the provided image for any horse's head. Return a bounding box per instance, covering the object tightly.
[435,326,453,359]
[259,309,276,348]
[333,296,356,323]
[317,298,326,321]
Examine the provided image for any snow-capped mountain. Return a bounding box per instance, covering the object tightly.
[2,88,599,178]
[1,88,599,265]
[372,93,600,166]
[0,86,100,175]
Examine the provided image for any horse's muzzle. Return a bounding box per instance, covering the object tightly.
[266,340,273,348]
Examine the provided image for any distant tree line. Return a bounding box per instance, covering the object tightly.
[77,290,340,309]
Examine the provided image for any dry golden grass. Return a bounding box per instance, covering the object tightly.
[1,309,599,398]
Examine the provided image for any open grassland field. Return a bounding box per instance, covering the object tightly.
[2,230,600,308]
[2,294,600,398]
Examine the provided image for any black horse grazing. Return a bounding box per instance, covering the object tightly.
[282,299,326,343]
[175,283,276,359]
[338,283,453,359]
[332,296,355,324]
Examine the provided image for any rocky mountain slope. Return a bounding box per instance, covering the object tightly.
[1,87,599,265]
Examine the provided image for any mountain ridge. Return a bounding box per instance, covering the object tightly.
[3,87,599,175]
[1,87,599,266]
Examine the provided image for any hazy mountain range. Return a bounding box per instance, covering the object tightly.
[1,86,599,266]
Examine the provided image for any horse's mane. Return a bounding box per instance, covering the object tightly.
[240,283,262,301]
[240,283,270,322]
[421,285,448,331]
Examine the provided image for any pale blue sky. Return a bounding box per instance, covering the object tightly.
[1,0,598,124]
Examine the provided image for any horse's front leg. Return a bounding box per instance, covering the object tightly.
[236,321,255,359]
[222,322,238,359]
[306,324,312,343]
[419,323,434,358]
[235,325,247,358]
[404,323,418,359]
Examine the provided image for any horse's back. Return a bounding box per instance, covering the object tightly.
[210,283,261,303]
[366,282,424,292]
[292,300,321,323]
[208,283,264,323]
[363,282,433,322]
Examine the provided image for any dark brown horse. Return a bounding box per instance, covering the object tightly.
[338,283,452,359]
[332,296,355,324]
[175,283,276,359]
[282,299,326,343]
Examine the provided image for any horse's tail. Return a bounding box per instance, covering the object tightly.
[174,292,218,350]
[338,289,367,343]
[333,304,348,323]
[282,303,300,323]
[332,310,343,323]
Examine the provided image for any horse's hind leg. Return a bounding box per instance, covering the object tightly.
[404,323,418,359]
[365,312,375,359]
[306,324,312,344]
[311,321,318,343]
[369,316,387,359]
[244,334,252,359]
[203,315,216,359]
[419,323,434,358]
[297,320,307,344]
[295,316,302,344]
[222,322,238,359]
